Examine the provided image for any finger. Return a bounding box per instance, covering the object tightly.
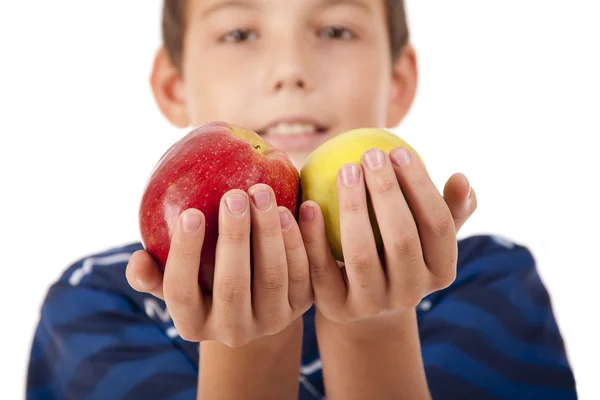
[278,206,312,313]
[298,201,346,311]
[211,190,253,339]
[247,184,289,328]
[389,147,457,288]
[162,208,208,341]
[337,163,386,308]
[444,173,478,233]
[126,250,164,300]
[360,148,423,299]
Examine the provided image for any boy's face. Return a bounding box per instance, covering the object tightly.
[152,0,418,168]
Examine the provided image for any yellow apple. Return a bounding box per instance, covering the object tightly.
[300,127,423,262]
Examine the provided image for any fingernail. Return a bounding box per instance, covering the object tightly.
[225,193,247,215]
[182,209,203,232]
[468,186,473,199]
[363,149,385,170]
[340,164,360,187]
[251,190,271,211]
[390,147,411,167]
[279,209,292,229]
[300,204,314,222]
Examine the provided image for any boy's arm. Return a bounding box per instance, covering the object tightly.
[315,308,431,400]
[123,188,315,398]
[298,146,575,399]
[198,317,304,399]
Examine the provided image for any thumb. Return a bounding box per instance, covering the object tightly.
[126,250,165,300]
[444,173,477,234]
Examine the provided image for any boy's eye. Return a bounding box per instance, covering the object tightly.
[318,26,355,40]
[220,29,257,43]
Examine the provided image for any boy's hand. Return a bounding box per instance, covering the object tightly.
[299,147,477,326]
[126,184,313,348]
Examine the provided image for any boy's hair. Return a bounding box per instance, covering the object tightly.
[162,0,410,73]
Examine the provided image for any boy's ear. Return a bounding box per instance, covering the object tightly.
[150,47,189,128]
[386,44,418,128]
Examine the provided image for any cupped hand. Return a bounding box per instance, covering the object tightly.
[126,184,313,347]
[299,146,477,324]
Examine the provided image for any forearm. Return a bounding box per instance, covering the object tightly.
[197,317,303,400]
[316,309,431,400]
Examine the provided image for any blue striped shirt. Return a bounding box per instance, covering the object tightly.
[26,235,577,399]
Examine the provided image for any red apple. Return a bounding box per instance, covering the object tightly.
[139,121,300,292]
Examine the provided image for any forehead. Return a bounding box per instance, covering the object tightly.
[188,0,383,18]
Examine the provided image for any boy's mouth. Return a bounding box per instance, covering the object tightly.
[256,117,329,137]
[254,117,331,152]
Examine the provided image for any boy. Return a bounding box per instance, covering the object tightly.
[26,0,577,399]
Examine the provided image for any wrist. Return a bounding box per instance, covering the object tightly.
[248,315,304,351]
[198,316,305,399]
[314,308,430,400]
[201,315,303,353]
[315,307,417,344]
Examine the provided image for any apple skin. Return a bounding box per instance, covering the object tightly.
[300,127,423,262]
[139,121,301,292]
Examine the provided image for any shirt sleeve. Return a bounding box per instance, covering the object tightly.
[26,280,198,400]
[418,235,577,400]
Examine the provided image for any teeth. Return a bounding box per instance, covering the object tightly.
[266,123,317,136]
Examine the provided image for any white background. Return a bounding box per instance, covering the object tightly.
[1,1,598,398]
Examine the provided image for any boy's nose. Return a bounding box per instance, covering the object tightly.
[274,77,306,91]
[269,55,315,93]
[266,37,316,94]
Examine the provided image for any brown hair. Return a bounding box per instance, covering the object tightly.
[162,0,410,72]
